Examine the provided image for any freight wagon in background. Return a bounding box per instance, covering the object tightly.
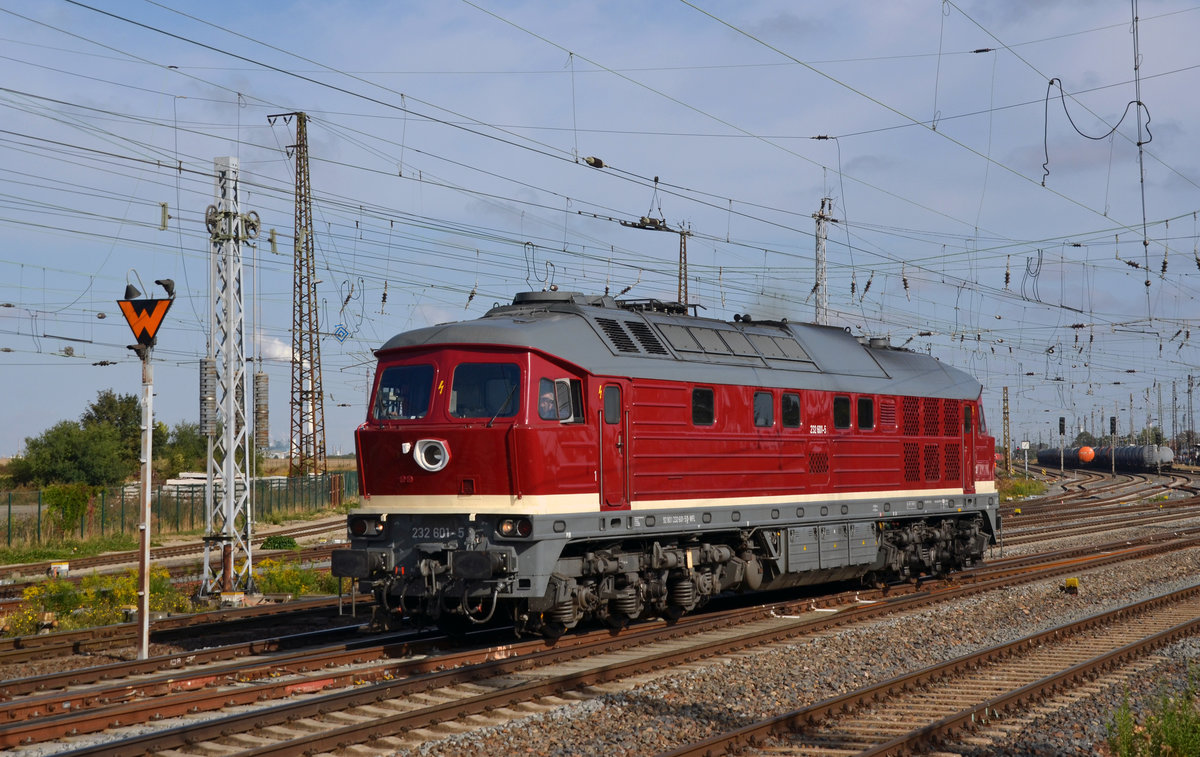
[1036,445,1175,472]
[332,290,1000,638]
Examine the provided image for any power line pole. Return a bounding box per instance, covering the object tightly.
[1156,382,1163,445]
[1001,387,1011,474]
[1190,375,1196,459]
[677,226,690,304]
[202,157,259,595]
[812,198,835,325]
[1129,393,1134,445]
[1171,380,1177,450]
[270,112,327,477]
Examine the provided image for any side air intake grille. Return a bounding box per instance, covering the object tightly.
[595,318,640,353]
[625,321,669,354]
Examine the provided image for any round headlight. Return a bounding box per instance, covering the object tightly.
[414,439,450,472]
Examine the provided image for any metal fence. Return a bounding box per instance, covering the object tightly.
[1,472,359,546]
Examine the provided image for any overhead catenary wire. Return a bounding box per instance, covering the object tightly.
[0,2,1195,446]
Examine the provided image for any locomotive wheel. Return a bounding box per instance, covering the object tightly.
[370,606,404,632]
[661,605,685,623]
[604,614,632,631]
[862,571,887,590]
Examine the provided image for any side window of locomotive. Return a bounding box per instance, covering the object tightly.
[833,395,851,429]
[449,363,520,418]
[373,364,434,420]
[538,377,581,421]
[603,385,621,424]
[782,392,801,428]
[692,387,715,425]
[753,391,773,427]
[857,397,874,430]
[964,405,974,433]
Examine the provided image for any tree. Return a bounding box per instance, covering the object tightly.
[1135,426,1165,445]
[156,421,208,480]
[10,420,129,487]
[79,389,144,470]
[1073,431,1099,447]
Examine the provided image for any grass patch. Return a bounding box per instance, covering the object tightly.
[997,473,1045,503]
[1108,678,1200,756]
[0,532,138,566]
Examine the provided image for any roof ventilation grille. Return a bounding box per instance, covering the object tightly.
[625,321,669,355]
[595,317,640,353]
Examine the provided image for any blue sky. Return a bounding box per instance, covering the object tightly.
[2,0,1199,457]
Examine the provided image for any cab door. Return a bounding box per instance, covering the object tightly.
[599,382,630,510]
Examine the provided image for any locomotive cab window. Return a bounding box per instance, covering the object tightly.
[449,363,520,419]
[857,397,874,430]
[692,387,715,425]
[373,364,434,420]
[782,392,801,428]
[753,391,773,427]
[539,377,583,422]
[964,404,973,433]
[603,385,621,424]
[833,395,851,429]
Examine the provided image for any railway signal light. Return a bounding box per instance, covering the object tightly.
[1059,416,1065,435]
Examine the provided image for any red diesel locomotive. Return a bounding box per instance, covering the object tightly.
[332,290,999,637]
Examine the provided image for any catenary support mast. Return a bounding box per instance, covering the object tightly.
[202,157,260,594]
[271,112,326,476]
[812,198,835,325]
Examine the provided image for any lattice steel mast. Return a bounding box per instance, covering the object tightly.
[677,227,690,304]
[202,157,260,594]
[270,112,326,476]
[812,198,836,326]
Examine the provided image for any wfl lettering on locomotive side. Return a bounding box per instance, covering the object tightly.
[332,290,999,638]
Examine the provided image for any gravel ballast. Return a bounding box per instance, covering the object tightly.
[397,543,1200,757]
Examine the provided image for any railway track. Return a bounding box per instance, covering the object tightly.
[9,531,1199,756]
[0,519,345,587]
[996,471,1200,549]
[661,582,1200,756]
[0,594,367,667]
[2,475,1195,754]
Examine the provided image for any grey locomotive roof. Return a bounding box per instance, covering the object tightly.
[377,291,982,400]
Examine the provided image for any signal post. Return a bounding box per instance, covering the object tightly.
[118,276,173,660]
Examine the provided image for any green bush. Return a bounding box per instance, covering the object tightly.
[42,482,93,535]
[255,558,339,596]
[261,534,298,550]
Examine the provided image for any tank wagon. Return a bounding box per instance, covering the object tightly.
[332,291,999,637]
[1037,444,1174,472]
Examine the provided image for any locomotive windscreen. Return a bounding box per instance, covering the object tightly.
[373,364,434,420]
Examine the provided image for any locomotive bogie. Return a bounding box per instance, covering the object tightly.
[334,291,999,636]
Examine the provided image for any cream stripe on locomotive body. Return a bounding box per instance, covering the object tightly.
[356,483,997,516]
[335,291,1000,637]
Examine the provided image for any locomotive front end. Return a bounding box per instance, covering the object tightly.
[332,508,529,631]
[331,330,589,635]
